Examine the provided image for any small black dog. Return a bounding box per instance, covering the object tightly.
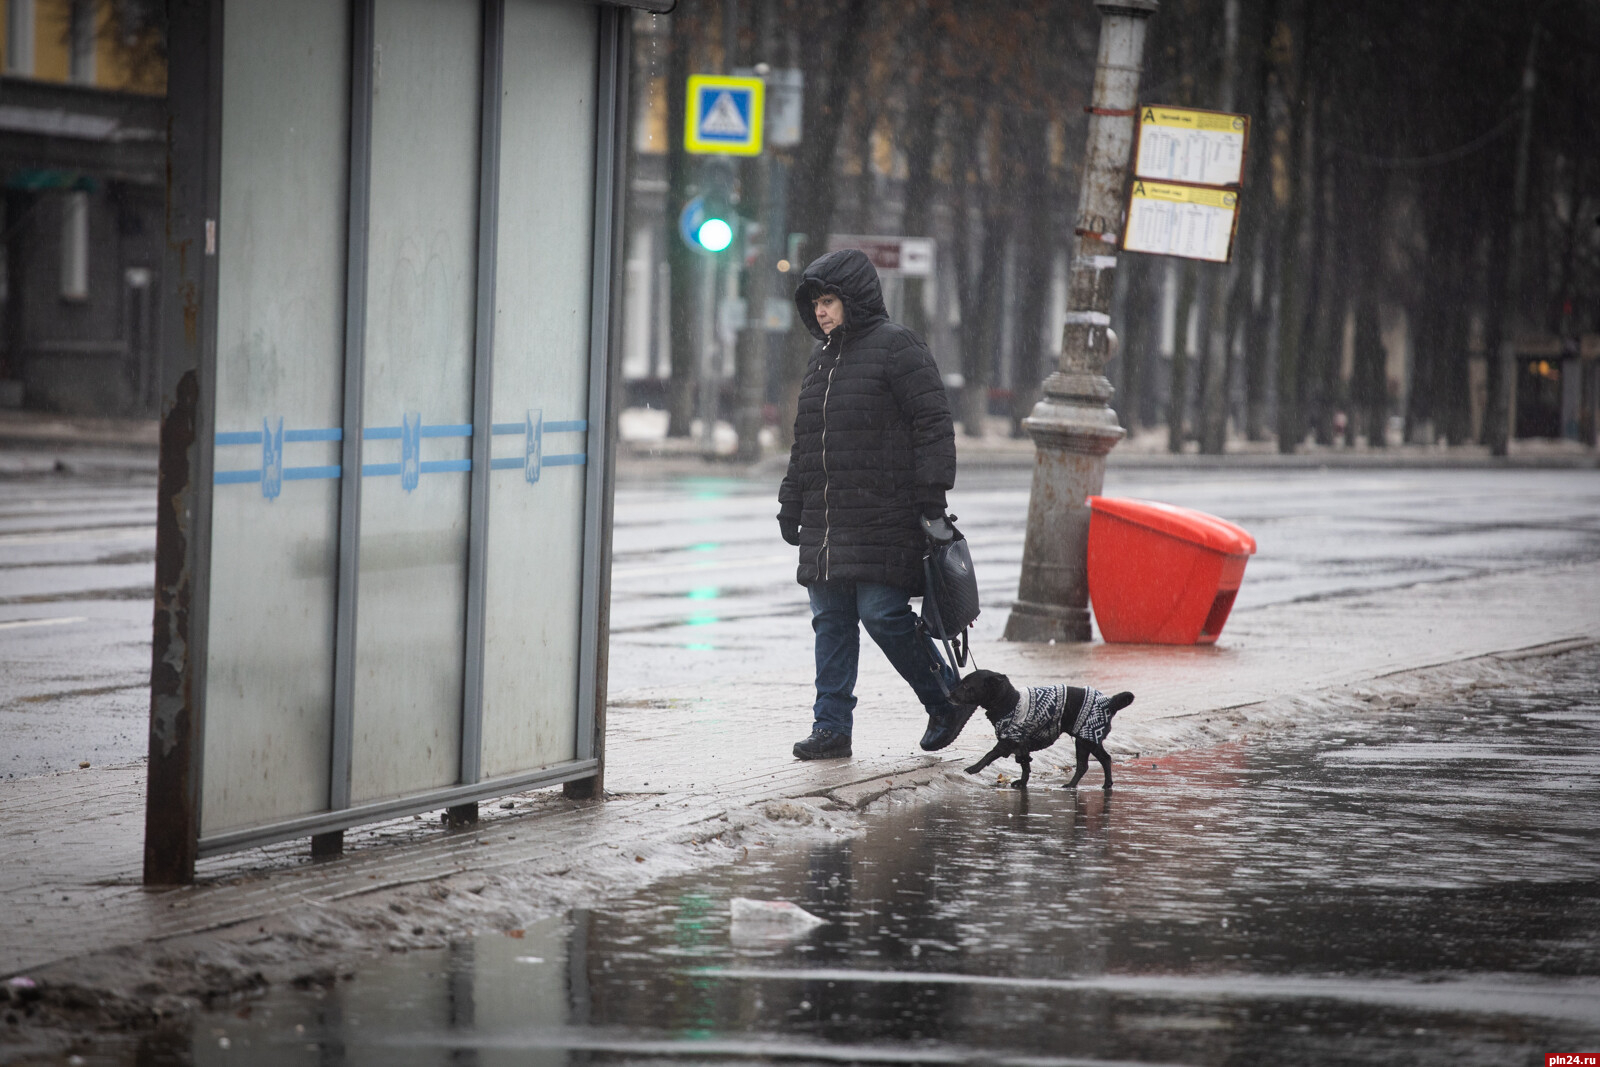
[948,669,1135,790]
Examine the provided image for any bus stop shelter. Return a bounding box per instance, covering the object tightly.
[146,0,667,885]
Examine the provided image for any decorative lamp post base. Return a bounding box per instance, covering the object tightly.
[999,0,1155,644]
[1001,378,1125,644]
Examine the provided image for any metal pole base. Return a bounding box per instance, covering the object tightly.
[1001,391,1124,644]
[564,775,601,800]
[1003,599,1092,643]
[310,830,344,860]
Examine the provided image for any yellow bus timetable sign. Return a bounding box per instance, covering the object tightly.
[1122,180,1240,263]
[1135,105,1249,187]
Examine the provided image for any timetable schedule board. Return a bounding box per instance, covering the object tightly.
[1122,180,1240,263]
[1134,106,1249,188]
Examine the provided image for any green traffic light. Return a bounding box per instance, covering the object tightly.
[696,217,733,252]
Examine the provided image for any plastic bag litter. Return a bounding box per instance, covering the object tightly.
[2,977,40,1005]
[729,897,826,944]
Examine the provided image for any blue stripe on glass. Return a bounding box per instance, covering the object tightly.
[219,456,585,483]
[283,465,342,481]
[218,428,344,445]
[215,431,263,446]
[213,465,340,484]
[223,422,579,444]
[216,418,585,484]
[490,420,585,435]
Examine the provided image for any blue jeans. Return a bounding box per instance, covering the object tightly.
[808,579,960,737]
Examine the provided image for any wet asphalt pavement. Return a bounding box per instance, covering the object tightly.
[0,475,157,778]
[5,466,1600,775]
[156,644,1600,1066]
[604,466,1600,696]
[4,463,1600,1064]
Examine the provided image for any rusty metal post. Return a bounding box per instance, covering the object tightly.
[1486,24,1539,458]
[565,5,631,802]
[144,0,221,885]
[1003,0,1156,644]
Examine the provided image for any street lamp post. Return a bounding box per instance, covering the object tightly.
[1002,0,1157,644]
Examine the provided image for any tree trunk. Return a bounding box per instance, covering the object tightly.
[1009,107,1052,436]
[1,191,31,384]
[1439,293,1473,446]
[1115,257,1159,436]
[777,0,872,443]
[946,96,983,438]
[1408,204,1446,447]
[896,1,943,342]
[1306,142,1341,447]
[964,181,1011,439]
[1197,0,1243,455]
[1272,175,1307,452]
[1478,172,1514,450]
[1352,271,1386,447]
[1243,224,1276,440]
[841,104,873,234]
[1198,265,1231,454]
[1169,261,1198,453]
[734,0,777,462]
[1345,158,1388,449]
[1270,0,1309,453]
[1433,207,1477,446]
[1234,0,1277,442]
[1485,23,1540,456]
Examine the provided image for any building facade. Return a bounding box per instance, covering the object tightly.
[1,0,165,414]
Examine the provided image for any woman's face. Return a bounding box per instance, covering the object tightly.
[813,293,844,335]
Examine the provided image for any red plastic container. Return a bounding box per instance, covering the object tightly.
[1087,496,1257,645]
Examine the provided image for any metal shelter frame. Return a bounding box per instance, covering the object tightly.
[145,0,648,884]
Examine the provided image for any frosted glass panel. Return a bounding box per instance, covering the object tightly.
[202,0,348,835]
[350,0,481,803]
[479,0,599,778]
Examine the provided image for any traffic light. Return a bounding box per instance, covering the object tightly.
[679,193,736,255]
[696,214,734,252]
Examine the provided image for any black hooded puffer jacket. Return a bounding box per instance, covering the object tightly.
[778,249,956,592]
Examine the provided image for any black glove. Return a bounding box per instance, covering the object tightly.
[920,513,955,545]
[779,518,801,546]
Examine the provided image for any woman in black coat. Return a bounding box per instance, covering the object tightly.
[778,248,975,760]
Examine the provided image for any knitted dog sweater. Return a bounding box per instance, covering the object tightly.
[996,684,1114,752]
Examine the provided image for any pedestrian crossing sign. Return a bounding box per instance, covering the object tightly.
[685,74,764,155]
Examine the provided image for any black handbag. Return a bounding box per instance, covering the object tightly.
[919,515,980,693]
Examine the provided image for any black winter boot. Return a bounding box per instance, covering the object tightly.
[919,703,977,752]
[793,727,851,760]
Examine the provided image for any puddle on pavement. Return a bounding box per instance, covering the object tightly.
[139,650,1600,1064]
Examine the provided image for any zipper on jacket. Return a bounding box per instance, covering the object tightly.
[819,335,841,580]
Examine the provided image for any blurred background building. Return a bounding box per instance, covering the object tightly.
[620,0,1600,456]
[0,0,164,416]
[0,0,1594,453]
